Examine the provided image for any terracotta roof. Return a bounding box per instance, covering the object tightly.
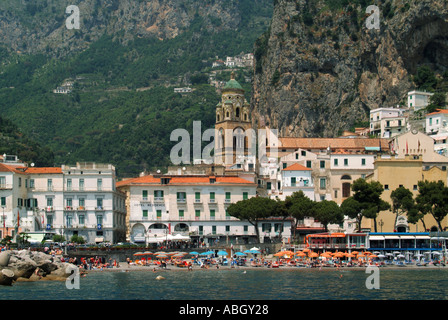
[24,167,62,174]
[116,175,255,187]
[0,163,27,174]
[283,163,312,171]
[426,109,448,116]
[278,137,389,150]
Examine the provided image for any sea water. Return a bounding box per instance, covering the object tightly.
[1,268,448,300]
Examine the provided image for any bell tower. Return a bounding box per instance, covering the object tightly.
[214,72,253,167]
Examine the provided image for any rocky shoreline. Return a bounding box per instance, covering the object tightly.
[0,250,77,286]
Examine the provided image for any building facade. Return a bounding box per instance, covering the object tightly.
[117,172,292,246]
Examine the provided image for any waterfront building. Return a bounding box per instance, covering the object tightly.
[116,171,292,246]
[0,160,126,244]
[365,154,448,233]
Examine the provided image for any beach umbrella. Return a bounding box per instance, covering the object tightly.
[235,252,247,256]
[217,250,228,256]
[143,251,153,255]
[308,252,319,258]
[345,253,356,258]
[302,248,310,253]
[295,252,306,257]
[250,247,260,251]
[189,251,199,255]
[133,252,145,256]
[377,254,386,259]
[154,251,167,255]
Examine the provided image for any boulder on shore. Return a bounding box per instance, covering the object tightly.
[0,250,77,286]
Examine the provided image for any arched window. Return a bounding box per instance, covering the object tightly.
[341,175,352,180]
[235,107,240,118]
[233,128,245,155]
[244,113,247,121]
[217,114,220,122]
[226,112,230,118]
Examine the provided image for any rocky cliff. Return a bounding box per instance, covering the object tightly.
[251,0,448,137]
[0,0,271,57]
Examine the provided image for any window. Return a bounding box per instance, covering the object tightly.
[210,209,215,219]
[195,192,201,202]
[30,179,34,188]
[47,179,53,191]
[96,215,103,226]
[143,210,148,218]
[334,159,338,166]
[344,159,348,166]
[18,177,21,187]
[154,190,164,199]
[97,179,102,191]
[306,160,312,168]
[320,161,325,169]
[283,163,287,169]
[156,210,162,219]
[384,184,389,190]
[79,198,85,208]
[212,226,216,234]
[195,210,200,218]
[274,223,283,233]
[262,223,271,232]
[244,225,248,232]
[361,158,366,166]
[199,225,203,235]
[179,210,184,218]
[142,190,148,200]
[177,192,186,202]
[226,225,230,232]
[67,179,72,191]
[291,177,296,187]
[429,118,433,125]
[79,215,85,225]
[66,198,73,207]
[225,192,231,202]
[334,190,338,198]
[243,192,248,200]
[0,176,5,188]
[413,185,418,190]
[1,197,5,206]
[320,178,326,189]
[79,179,84,191]
[295,153,299,159]
[267,182,272,190]
[209,192,215,202]
[47,198,53,207]
[301,150,306,156]
[96,198,103,208]
[66,216,72,228]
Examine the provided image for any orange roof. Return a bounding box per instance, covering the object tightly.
[426,109,448,116]
[278,137,389,150]
[283,163,311,171]
[0,163,27,174]
[116,175,255,187]
[24,167,62,174]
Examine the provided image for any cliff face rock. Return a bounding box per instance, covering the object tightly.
[0,0,268,56]
[251,0,448,137]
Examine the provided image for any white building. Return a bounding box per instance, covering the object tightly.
[408,90,433,111]
[279,163,314,200]
[370,107,408,138]
[425,109,448,156]
[0,161,126,244]
[117,173,292,246]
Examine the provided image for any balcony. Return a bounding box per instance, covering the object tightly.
[209,199,216,204]
[140,197,151,203]
[45,206,54,213]
[95,206,104,211]
[0,184,12,190]
[77,206,86,211]
[154,197,164,202]
[194,199,202,204]
[177,198,187,204]
[224,199,231,204]
[65,206,74,211]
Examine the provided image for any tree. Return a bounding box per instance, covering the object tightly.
[284,191,315,240]
[342,178,390,232]
[415,180,448,231]
[426,92,447,113]
[390,186,416,230]
[227,196,278,242]
[311,200,343,232]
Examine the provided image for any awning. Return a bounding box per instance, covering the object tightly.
[330,233,346,238]
[434,136,447,141]
[384,236,400,239]
[415,235,430,239]
[369,236,385,240]
[399,236,415,239]
[26,233,46,243]
[95,237,104,243]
